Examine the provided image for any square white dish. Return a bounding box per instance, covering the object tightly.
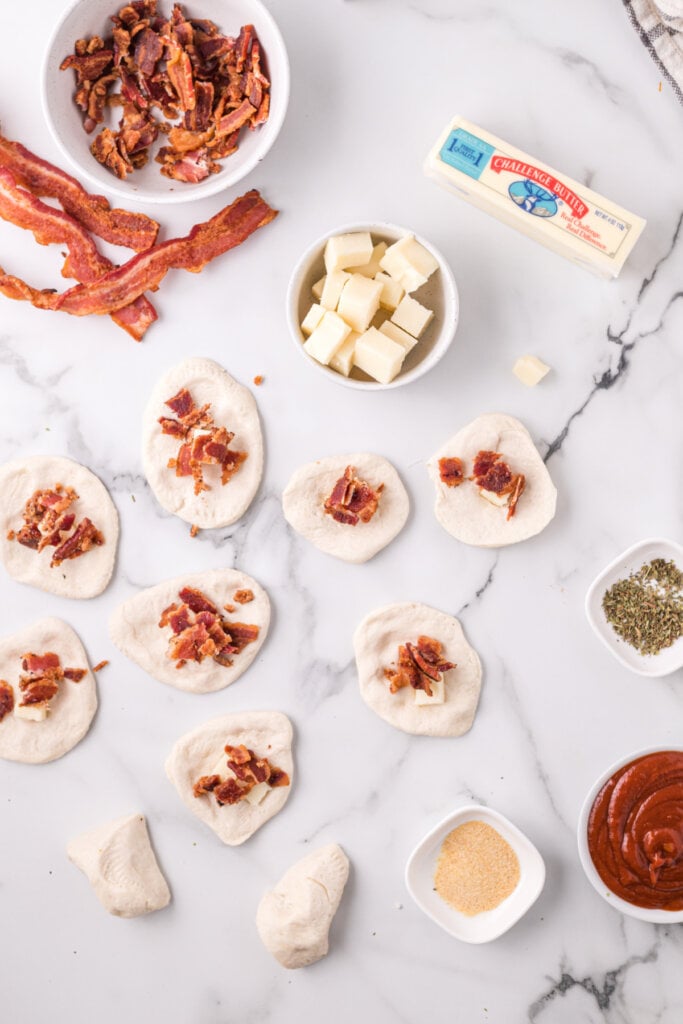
[405,804,545,944]
[585,537,683,678]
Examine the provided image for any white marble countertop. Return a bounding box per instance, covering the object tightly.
[2,0,683,1021]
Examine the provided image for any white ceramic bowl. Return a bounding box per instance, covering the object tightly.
[41,0,289,205]
[577,745,683,923]
[405,804,545,943]
[286,222,459,390]
[585,537,683,677]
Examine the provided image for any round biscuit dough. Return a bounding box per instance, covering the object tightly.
[142,357,263,529]
[354,602,482,737]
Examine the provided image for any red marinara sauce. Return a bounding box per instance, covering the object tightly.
[587,750,683,910]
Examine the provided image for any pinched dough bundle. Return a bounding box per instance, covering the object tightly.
[256,844,350,969]
[354,602,482,737]
[67,814,170,918]
[0,455,118,598]
[0,617,97,764]
[109,568,270,694]
[165,711,294,846]
[427,413,557,547]
[282,453,409,563]
[142,357,263,530]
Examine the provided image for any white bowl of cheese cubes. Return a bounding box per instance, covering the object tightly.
[287,223,458,388]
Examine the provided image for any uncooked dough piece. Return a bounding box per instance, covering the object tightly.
[142,357,264,529]
[0,455,118,598]
[165,711,293,846]
[282,453,409,564]
[427,413,557,548]
[256,844,350,969]
[0,618,97,764]
[67,814,170,918]
[109,568,270,694]
[354,603,482,737]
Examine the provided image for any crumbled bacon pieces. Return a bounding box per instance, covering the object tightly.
[193,743,290,805]
[161,386,247,496]
[323,465,384,526]
[253,375,264,386]
[233,589,254,604]
[9,485,104,568]
[61,1,271,183]
[0,681,14,722]
[92,660,109,672]
[383,636,455,698]
[438,457,464,488]
[15,651,86,712]
[190,524,199,538]
[471,450,526,520]
[158,585,259,669]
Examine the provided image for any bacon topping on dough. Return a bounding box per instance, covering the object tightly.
[161,386,247,495]
[323,465,384,526]
[158,585,259,669]
[471,450,526,520]
[61,1,271,183]
[0,681,14,722]
[13,651,86,714]
[193,743,290,805]
[8,485,105,568]
[233,589,254,604]
[438,457,464,488]
[383,636,455,698]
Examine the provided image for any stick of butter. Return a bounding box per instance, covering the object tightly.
[424,117,646,279]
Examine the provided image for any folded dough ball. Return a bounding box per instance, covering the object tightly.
[354,602,482,737]
[165,711,293,846]
[143,357,263,529]
[282,453,409,563]
[0,455,118,598]
[67,814,170,918]
[256,844,349,969]
[0,617,97,764]
[109,568,270,694]
[427,413,557,547]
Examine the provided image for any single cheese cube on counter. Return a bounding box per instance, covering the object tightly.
[375,272,404,312]
[312,276,326,300]
[353,327,405,384]
[380,235,439,293]
[391,295,433,338]
[324,232,374,273]
[337,274,383,333]
[513,354,550,387]
[348,242,388,278]
[415,678,445,705]
[379,320,418,353]
[321,270,350,311]
[301,303,325,336]
[304,311,351,365]
[330,331,360,376]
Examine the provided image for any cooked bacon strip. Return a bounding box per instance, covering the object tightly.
[0,167,157,341]
[383,635,455,697]
[51,518,104,567]
[324,465,384,526]
[0,133,159,250]
[471,450,526,520]
[194,743,290,805]
[0,190,276,319]
[438,457,464,488]
[0,681,14,722]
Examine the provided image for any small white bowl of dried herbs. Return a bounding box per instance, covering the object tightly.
[585,538,683,677]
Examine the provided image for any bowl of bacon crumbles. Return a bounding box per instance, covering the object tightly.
[41,0,289,204]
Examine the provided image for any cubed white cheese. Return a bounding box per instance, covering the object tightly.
[329,331,360,376]
[391,295,434,338]
[347,241,388,278]
[414,678,445,706]
[301,303,325,336]
[324,232,374,273]
[244,781,270,806]
[311,276,326,301]
[303,311,351,365]
[353,327,405,384]
[337,274,383,333]
[479,488,509,507]
[320,270,350,311]
[513,354,551,387]
[380,235,439,292]
[379,320,418,353]
[14,702,48,722]
[374,272,404,312]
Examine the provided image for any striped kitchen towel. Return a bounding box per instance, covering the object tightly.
[622,0,683,103]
